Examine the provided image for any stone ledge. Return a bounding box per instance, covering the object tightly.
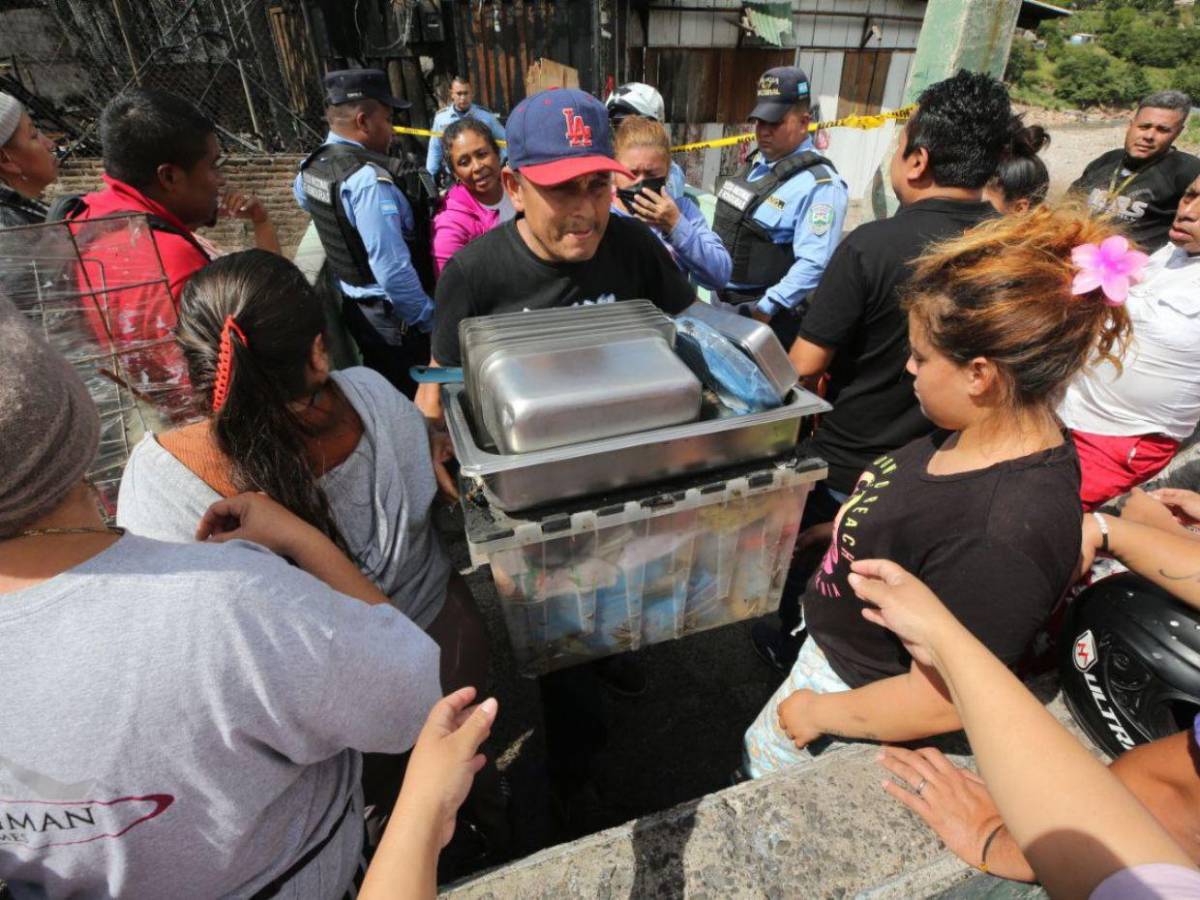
[442,685,1092,899]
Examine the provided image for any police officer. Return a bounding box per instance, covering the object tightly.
[294,69,434,399]
[425,75,506,180]
[714,67,848,347]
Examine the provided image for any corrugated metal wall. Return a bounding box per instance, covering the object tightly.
[626,0,927,198]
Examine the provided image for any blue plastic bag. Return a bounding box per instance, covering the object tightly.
[674,316,782,413]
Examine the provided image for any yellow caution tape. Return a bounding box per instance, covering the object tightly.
[669,104,916,153]
[395,103,913,153]
[668,132,757,153]
[393,124,507,146]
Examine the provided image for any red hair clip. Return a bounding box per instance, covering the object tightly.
[211,315,249,412]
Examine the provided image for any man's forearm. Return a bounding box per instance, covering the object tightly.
[287,527,390,606]
[762,264,819,316]
[1107,514,1200,609]
[415,357,445,421]
[807,671,961,742]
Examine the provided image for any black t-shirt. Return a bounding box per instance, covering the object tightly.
[803,430,1082,689]
[432,215,696,366]
[1070,147,1200,251]
[798,198,997,494]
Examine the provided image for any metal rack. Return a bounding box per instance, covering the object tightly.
[2,214,198,515]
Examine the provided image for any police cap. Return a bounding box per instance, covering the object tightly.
[323,68,410,110]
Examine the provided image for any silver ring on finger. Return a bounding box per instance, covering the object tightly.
[915,777,927,796]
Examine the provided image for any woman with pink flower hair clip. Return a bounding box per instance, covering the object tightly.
[1059,174,1200,510]
[742,205,1133,779]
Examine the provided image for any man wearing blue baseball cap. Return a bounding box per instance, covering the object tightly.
[294,68,436,398]
[416,87,695,829]
[417,86,695,419]
[714,66,849,347]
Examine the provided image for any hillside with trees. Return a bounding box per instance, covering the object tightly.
[1007,0,1199,125]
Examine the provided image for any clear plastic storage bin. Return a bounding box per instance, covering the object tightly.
[463,455,826,675]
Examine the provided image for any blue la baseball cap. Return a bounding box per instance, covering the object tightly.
[506,88,634,186]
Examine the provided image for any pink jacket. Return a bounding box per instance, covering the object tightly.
[431,183,501,277]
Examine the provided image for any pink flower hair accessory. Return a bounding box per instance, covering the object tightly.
[1070,235,1149,306]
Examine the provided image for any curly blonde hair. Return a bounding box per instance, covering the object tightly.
[904,204,1133,409]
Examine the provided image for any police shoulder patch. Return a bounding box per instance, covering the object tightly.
[809,202,834,236]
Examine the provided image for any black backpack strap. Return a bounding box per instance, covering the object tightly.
[47,193,211,262]
[771,150,838,184]
[144,214,212,262]
[45,193,87,223]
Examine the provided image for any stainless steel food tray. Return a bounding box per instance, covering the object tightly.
[466,323,674,449]
[460,304,675,440]
[478,334,702,454]
[680,300,798,401]
[444,382,831,511]
[458,299,664,340]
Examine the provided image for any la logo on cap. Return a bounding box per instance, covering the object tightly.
[562,108,592,147]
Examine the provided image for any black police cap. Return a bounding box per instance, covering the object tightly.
[323,68,410,110]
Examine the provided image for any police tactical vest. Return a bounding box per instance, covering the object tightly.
[713,150,837,289]
[298,143,437,291]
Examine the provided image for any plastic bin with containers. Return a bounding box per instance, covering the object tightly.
[442,299,831,676]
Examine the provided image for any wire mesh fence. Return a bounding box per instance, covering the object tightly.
[1,0,329,157]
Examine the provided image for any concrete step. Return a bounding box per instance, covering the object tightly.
[442,682,1094,899]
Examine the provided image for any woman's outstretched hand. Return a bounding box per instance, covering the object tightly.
[847,558,958,669]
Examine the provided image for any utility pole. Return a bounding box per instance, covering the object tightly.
[866,0,1022,220]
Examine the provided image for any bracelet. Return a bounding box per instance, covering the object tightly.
[1092,511,1110,555]
[978,822,1006,873]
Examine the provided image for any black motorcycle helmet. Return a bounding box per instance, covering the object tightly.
[1059,572,1200,757]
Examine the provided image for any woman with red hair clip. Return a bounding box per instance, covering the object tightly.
[115,248,488,697]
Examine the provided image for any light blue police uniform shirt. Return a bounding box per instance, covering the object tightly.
[425,104,507,176]
[610,173,731,290]
[293,132,433,338]
[724,138,849,316]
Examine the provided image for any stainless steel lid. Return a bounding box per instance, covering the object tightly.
[466,322,674,446]
[476,333,703,454]
[460,302,677,449]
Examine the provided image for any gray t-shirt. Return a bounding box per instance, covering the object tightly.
[117,367,452,629]
[0,534,440,898]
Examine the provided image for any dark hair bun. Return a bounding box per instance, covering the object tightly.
[1012,122,1050,157]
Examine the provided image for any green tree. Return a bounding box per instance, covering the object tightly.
[1112,57,1152,104]
[1055,46,1151,106]
[1038,20,1066,59]
[1005,40,1037,84]
[1103,7,1138,31]
[1175,63,1200,103]
[1102,23,1199,68]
